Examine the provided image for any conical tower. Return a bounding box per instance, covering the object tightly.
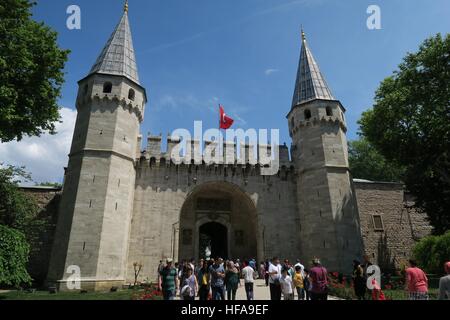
[288,29,363,273]
[47,2,146,291]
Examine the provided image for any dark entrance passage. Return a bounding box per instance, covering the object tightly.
[199,222,228,260]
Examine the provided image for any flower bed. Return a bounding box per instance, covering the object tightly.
[131,284,163,300]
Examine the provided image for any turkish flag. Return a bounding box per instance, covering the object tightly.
[219,105,234,130]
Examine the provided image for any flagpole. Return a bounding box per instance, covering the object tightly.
[219,104,222,164]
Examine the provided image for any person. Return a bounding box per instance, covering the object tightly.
[264,259,270,287]
[242,260,256,300]
[371,277,386,300]
[405,259,428,300]
[197,260,210,301]
[438,262,450,300]
[158,258,179,300]
[196,259,204,275]
[259,261,266,280]
[181,266,198,301]
[225,261,240,300]
[157,260,164,273]
[174,262,179,277]
[280,266,294,300]
[249,258,256,271]
[295,259,305,277]
[361,255,372,300]
[303,269,311,300]
[178,260,186,281]
[189,258,196,274]
[268,257,282,300]
[352,260,366,300]
[309,258,329,301]
[293,265,305,300]
[209,257,226,300]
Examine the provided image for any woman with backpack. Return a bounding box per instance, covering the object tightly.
[181,266,198,301]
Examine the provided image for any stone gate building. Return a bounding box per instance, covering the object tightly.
[39,6,431,291]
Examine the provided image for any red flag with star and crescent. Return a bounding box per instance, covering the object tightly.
[219,105,234,130]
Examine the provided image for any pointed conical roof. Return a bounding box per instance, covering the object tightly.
[89,8,139,84]
[292,30,334,107]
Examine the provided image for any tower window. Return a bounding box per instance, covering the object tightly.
[128,88,135,101]
[103,82,112,93]
[326,106,333,117]
[304,109,311,120]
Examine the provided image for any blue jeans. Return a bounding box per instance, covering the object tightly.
[296,287,305,300]
[245,283,254,300]
[163,289,176,300]
[211,286,225,300]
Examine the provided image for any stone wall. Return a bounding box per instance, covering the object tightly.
[23,179,433,286]
[20,187,61,287]
[354,181,432,272]
[127,160,300,284]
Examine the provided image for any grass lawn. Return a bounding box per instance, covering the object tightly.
[383,288,439,300]
[0,289,142,300]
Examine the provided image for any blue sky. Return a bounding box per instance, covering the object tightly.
[36,0,450,140]
[1,0,449,183]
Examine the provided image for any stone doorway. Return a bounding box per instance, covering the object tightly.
[178,181,261,263]
[199,222,228,260]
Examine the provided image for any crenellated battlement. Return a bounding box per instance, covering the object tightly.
[136,134,293,170]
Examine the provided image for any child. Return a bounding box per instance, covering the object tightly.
[293,265,305,300]
[280,267,294,300]
[303,269,311,300]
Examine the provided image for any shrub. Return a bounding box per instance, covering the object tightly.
[0,225,32,288]
[413,231,450,274]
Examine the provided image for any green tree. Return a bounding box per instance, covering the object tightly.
[0,224,32,287]
[0,165,38,233]
[349,138,405,182]
[413,232,450,274]
[359,33,450,234]
[35,182,62,188]
[0,0,70,142]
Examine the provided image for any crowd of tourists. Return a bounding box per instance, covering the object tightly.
[157,256,450,301]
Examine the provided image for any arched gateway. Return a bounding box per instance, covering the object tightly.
[178,182,260,263]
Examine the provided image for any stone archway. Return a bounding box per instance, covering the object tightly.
[178,181,260,262]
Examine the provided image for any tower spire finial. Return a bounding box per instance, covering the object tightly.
[124,0,129,13]
[301,26,306,42]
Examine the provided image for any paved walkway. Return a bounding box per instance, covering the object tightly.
[235,280,341,300]
[179,279,342,300]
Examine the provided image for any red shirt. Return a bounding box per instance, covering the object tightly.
[406,267,428,293]
[309,266,328,294]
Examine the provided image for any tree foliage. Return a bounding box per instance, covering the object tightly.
[359,33,450,234]
[412,232,450,275]
[0,0,70,142]
[349,138,405,182]
[0,165,38,234]
[0,224,32,287]
[35,182,62,188]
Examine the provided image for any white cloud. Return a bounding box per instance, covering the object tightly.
[0,107,76,184]
[265,68,279,76]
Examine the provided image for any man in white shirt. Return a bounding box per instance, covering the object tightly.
[242,260,256,300]
[268,257,282,300]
